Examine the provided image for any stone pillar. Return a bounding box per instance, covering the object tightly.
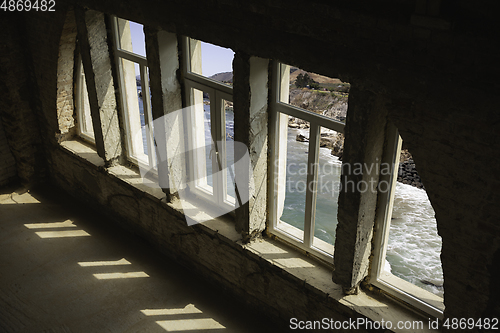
[144,27,185,200]
[332,87,388,293]
[75,8,123,165]
[56,10,77,138]
[233,52,269,240]
[0,14,45,185]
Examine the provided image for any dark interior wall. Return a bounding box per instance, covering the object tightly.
[0,13,49,185]
[0,0,498,323]
[0,118,17,187]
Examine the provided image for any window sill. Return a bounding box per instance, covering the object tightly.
[60,140,104,167]
[60,139,240,242]
[372,271,444,319]
[60,139,440,332]
[244,238,440,332]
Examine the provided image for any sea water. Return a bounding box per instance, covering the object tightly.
[388,182,443,296]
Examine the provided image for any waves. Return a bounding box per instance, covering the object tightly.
[387,182,443,296]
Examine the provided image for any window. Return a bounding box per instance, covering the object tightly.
[75,57,95,143]
[269,63,348,262]
[67,9,446,323]
[111,17,156,171]
[182,38,236,211]
[371,125,444,318]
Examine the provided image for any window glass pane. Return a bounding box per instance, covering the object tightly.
[278,117,310,240]
[312,127,342,253]
[223,99,236,203]
[282,66,349,123]
[121,58,147,164]
[128,21,146,56]
[116,18,145,57]
[189,40,234,85]
[204,94,213,189]
[190,88,213,193]
[273,63,348,258]
[385,149,443,297]
[79,64,94,140]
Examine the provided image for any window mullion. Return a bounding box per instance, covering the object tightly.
[275,102,344,134]
[111,16,140,163]
[209,88,220,203]
[115,49,147,67]
[304,123,321,248]
[189,82,203,188]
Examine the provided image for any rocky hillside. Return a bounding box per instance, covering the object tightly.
[398,149,424,189]
[287,89,347,159]
[290,89,348,122]
[289,67,341,85]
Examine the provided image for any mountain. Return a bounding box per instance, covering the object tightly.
[209,72,233,83]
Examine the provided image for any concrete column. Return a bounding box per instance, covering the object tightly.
[144,27,185,199]
[332,87,388,293]
[75,8,123,165]
[56,10,77,137]
[233,52,269,240]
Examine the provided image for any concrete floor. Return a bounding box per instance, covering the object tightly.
[0,184,282,333]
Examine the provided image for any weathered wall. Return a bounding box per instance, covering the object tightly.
[56,9,78,139]
[0,13,49,185]
[0,0,498,327]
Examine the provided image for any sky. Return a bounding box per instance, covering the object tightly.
[129,21,234,77]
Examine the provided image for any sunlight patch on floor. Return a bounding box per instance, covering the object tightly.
[274,257,315,268]
[141,304,225,331]
[24,220,77,229]
[156,318,225,331]
[141,304,202,316]
[35,230,91,238]
[93,271,149,279]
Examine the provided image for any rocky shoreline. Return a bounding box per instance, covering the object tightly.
[398,149,424,189]
[287,88,424,189]
[289,119,345,160]
[288,88,347,160]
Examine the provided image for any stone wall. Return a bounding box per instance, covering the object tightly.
[0,120,17,186]
[0,13,48,185]
[398,150,424,189]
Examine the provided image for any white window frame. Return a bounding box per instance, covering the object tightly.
[181,37,236,211]
[75,56,95,144]
[370,124,445,318]
[111,16,156,173]
[269,62,345,263]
